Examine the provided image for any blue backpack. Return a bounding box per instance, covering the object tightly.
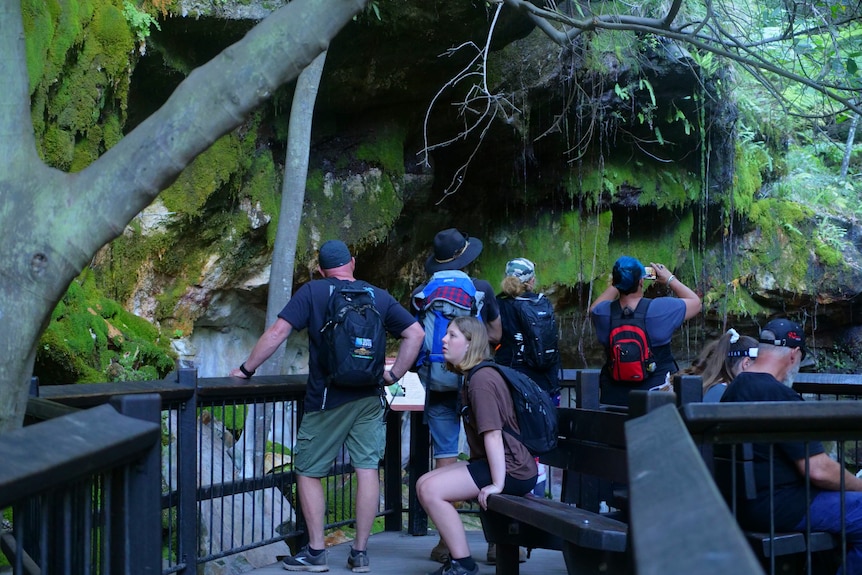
[412,271,484,392]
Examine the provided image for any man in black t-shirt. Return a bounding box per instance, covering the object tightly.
[231,240,423,573]
[722,319,862,573]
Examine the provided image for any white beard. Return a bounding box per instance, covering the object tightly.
[782,361,801,387]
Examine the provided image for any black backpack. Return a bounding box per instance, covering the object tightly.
[467,361,558,455]
[319,279,387,388]
[607,299,657,383]
[512,294,559,370]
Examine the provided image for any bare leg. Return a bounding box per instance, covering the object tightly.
[352,467,380,551]
[297,475,326,550]
[417,462,480,560]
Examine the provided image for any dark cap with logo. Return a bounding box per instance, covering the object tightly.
[759,318,808,358]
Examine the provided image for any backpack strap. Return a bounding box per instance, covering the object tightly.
[466,360,497,384]
[466,361,537,449]
[609,298,652,339]
[632,298,653,348]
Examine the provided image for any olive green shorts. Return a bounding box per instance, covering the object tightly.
[293,396,386,477]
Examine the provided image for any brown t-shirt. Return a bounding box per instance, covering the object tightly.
[462,366,538,480]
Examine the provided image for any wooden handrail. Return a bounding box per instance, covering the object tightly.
[0,403,160,507]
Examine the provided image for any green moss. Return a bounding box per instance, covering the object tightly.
[730,139,771,215]
[703,280,768,319]
[355,124,406,176]
[243,152,282,248]
[35,270,175,384]
[24,0,135,170]
[161,134,245,215]
[87,3,135,79]
[814,239,843,267]
[42,125,76,170]
[569,159,700,210]
[70,131,103,172]
[301,165,405,257]
[744,198,815,290]
[205,405,248,433]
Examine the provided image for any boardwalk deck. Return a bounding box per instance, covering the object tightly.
[249,529,568,575]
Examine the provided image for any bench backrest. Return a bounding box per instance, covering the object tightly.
[541,371,677,513]
[540,406,630,512]
[626,404,764,575]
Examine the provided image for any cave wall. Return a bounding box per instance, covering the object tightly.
[28,0,862,381]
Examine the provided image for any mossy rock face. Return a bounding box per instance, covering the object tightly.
[35,271,175,384]
[23,0,136,171]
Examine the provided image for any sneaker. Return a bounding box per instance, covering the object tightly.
[347,547,370,573]
[486,543,527,564]
[426,559,480,575]
[282,546,329,572]
[429,539,450,563]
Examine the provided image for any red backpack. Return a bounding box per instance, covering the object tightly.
[607,299,657,382]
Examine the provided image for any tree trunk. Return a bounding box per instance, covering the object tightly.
[0,0,366,432]
[259,50,328,377]
[840,112,859,182]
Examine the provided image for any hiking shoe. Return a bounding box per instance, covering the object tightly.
[486,543,527,564]
[426,559,479,575]
[282,546,328,572]
[347,547,370,573]
[429,539,450,563]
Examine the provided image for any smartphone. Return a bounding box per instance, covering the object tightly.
[643,266,656,280]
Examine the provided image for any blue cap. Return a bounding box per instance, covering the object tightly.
[612,256,646,291]
[318,240,352,270]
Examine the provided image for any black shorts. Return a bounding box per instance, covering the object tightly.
[466,460,537,496]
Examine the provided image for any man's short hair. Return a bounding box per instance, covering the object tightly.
[612,256,645,294]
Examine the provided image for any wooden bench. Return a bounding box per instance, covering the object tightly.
[669,375,840,572]
[681,400,862,574]
[716,442,838,571]
[626,404,763,575]
[480,371,676,575]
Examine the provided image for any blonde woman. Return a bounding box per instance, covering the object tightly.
[416,316,537,575]
[495,258,561,398]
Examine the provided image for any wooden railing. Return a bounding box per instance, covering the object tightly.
[2,369,409,574]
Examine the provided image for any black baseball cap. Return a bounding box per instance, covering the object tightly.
[759,318,808,359]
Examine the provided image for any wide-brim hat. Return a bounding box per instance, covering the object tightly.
[425,228,483,274]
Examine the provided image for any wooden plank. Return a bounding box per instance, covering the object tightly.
[487,495,627,552]
[682,401,862,442]
[541,441,628,485]
[793,372,862,386]
[555,408,628,446]
[195,374,308,399]
[37,374,309,407]
[626,404,764,575]
[39,380,193,407]
[0,404,160,507]
[25,397,79,420]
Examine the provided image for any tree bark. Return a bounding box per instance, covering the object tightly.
[841,112,859,182]
[0,0,366,432]
[259,50,328,377]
